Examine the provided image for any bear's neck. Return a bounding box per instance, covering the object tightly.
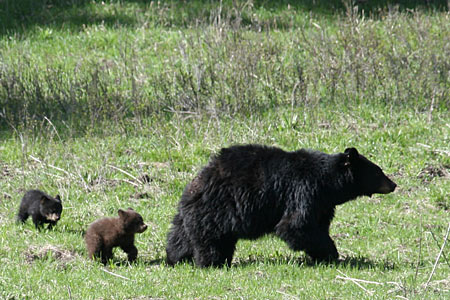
[326,167,361,206]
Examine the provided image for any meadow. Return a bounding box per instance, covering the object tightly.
[0,0,449,299]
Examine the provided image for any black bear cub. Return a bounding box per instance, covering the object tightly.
[17,189,63,229]
[85,208,147,265]
[166,145,397,267]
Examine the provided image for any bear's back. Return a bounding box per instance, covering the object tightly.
[20,190,45,208]
[212,144,287,179]
[86,217,124,246]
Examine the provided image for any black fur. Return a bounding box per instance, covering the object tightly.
[17,189,63,229]
[166,144,396,267]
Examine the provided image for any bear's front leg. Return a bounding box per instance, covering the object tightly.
[122,244,138,262]
[280,228,338,261]
[276,215,339,262]
[32,215,44,230]
[47,220,57,230]
[303,231,338,262]
[100,247,113,265]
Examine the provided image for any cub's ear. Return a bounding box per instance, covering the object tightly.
[127,207,134,211]
[55,195,61,202]
[40,195,49,204]
[118,209,127,219]
[342,147,359,166]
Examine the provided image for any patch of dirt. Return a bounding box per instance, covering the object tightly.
[149,162,170,169]
[418,165,450,182]
[88,177,121,191]
[332,233,351,240]
[133,192,152,199]
[89,177,117,187]
[421,278,450,293]
[131,184,163,200]
[24,245,78,266]
[139,174,153,184]
[0,162,14,179]
[436,201,449,211]
[125,298,165,300]
[89,173,161,192]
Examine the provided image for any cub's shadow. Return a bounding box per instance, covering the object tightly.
[106,257,166,267]
[61,228,86,236]
[137,258,166,266]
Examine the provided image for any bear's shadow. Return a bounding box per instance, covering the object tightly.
[100,255,395,270]
[232,255,395,270]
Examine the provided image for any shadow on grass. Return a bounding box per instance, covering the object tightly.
[139,258,166,266]
[62,228,86,236]
[0,0,447,36]
[238,254,396,270]
[334,256,396,270]
[104,257,165,267]
[235,255,395,270]
[153,254,395,270]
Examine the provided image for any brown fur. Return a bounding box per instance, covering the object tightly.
[85,208,147,264]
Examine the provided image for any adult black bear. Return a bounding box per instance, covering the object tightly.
[166,145,397,267]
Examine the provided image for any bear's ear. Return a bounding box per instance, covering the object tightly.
[118,209,127,219]
[343,147,359,166]
[55,195,61,202]
[40,195,49,205]
[127,207,134,211]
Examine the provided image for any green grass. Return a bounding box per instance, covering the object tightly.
[0,1,449,131]
[1,108,449,299]
[0,0,449,299]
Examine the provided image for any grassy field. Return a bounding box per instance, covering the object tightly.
[0,0,449,299]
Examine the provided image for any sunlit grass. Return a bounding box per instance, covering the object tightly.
[0,0,449,299]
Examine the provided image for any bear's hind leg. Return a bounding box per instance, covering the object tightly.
[193,236,237,268]
[220,235,237,267]
[86,234,104,262]
[16,211,29,223]
[121,244,138,262]
[166,213,193,266]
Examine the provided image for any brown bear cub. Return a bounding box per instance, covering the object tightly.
[85,208,147,265]
[17,189,63,229]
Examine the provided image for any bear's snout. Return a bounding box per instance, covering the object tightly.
[138,223,148,233]
[390,181,397,191]
[378,177,397,194]
[46,213,60,221]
